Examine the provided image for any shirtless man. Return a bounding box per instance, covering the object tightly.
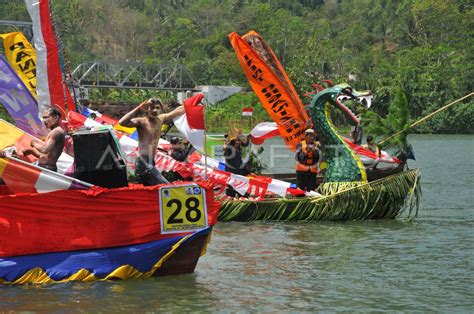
[22,107,65,172]
[119,98,184,186]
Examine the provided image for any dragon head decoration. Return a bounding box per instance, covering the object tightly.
[307,83,372,185]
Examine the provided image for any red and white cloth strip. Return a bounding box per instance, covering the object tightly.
[25,0,76,118]
[65,111,296,198]
[197,153,296,197]
[154,151,294,199]
[248,121,400,168]
[343,138,401,169]
[0,156,91,194]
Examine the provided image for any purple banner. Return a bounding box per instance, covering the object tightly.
[0,54,45,136]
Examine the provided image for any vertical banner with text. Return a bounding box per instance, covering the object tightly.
[0,32,37,98]
[0,55,45,136]
[228,31,310,150]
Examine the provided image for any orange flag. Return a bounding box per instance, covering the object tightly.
[228,30,310,150]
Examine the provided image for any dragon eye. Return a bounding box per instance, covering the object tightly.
[342,88,353,94]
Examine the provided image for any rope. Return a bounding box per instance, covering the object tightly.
[378,92,474,146]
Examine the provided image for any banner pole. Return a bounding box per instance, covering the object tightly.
[204,131,208,179]
[378,92,474,146]
[203,100,208,179]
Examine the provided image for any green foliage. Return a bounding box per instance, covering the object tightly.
[415,101,474,134]
[87,88,175,104]
[362,87,411,149]
[205,92,270,132]
[0,106,13,123]
[249,147,268,175]
[0,0,472,133]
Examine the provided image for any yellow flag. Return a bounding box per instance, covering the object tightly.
[0,120,24,150]
[0,32,37,98]
[114,123,136,135]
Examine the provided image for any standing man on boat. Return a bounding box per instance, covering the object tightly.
[22,107,65,172]
[118,98,184,186]
[224,135,252,197]
[295,128,320,191]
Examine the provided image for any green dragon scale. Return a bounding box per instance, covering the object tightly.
[308,83,372,184]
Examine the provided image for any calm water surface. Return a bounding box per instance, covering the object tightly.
[1,135,473,312]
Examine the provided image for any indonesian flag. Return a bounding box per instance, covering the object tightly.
[250,122,280,145]
[242,107,253,116]
[343,138,401,169]
[25,0,76,118]
[173,94,206,153]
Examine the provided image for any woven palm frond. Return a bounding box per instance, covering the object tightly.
[316,181,364,195]
[218,169,421,222]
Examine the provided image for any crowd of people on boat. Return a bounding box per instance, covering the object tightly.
[0,96,382,196]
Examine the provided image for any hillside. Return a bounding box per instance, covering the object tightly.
[0,0,473,133]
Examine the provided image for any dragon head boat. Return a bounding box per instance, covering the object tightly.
[216,31,422,222]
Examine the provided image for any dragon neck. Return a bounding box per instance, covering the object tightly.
[311,99,367,183]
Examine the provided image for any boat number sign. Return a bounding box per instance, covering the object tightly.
[159,184,208,234]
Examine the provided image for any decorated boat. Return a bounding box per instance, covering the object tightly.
[0,156,220,285]
[218,169,420,221]
[215,31,422,222]
[216,83,421,222]
[0,0,221,281]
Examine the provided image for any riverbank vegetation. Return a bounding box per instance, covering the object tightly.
[1,0,472,133]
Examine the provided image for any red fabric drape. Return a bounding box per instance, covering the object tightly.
[0,182,220,257]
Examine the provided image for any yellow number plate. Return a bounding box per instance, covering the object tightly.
[159,184,208,234]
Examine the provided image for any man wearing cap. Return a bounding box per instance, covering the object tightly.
[295,128,320,191]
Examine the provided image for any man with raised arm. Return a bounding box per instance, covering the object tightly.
[22,107,65,172]
[119,98,184,186]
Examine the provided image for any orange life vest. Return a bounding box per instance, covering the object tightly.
[296,140,319,173]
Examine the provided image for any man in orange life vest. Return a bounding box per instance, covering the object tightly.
[295,128,320,191]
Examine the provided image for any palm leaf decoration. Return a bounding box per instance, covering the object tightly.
[362,87,411,150]
[218,169,421,222]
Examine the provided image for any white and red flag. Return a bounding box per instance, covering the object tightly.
[250,122,280,145]
[242,107,253,116]
[25,0,76,117]
[173,94,206,153]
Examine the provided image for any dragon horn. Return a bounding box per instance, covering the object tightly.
[311,83,325,92]
[323,79,334,86]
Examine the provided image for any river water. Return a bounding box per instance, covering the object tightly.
[1,135,473,312]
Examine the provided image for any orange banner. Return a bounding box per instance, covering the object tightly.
[228,31,309,150]
[0,32,37,98]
